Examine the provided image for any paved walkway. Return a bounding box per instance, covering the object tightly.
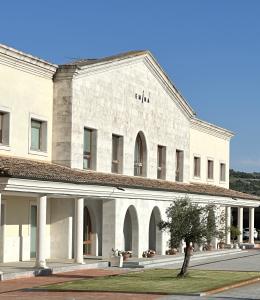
[164,249,260,271]
[213,281,260,299]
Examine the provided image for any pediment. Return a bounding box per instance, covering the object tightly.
[58,51,196,119]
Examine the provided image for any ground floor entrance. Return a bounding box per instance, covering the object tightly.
[83,206,92,255]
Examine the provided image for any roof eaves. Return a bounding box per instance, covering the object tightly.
[191,117,234,139]
[0,43,57,70]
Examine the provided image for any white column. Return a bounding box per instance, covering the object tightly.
[102,199,117,258]
[0,193,2,272]
[74,198,84,264]
[249,207,255,244]
[0,193,1,229]
[237,207,243,243]
[212,207,218,249]
[225,206,231,244]
[35,195,47,268]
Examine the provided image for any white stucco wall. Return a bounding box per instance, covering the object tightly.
[190,127,230,188]
[0,61,54,161]
[102,197,170,258]
[50,198,74,259]
[2,196,51,263]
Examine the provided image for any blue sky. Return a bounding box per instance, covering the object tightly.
[1,1,259,172]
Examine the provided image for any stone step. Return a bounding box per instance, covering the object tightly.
[123,249,243,269]
[0,261,109,281]
[239,243,255,249]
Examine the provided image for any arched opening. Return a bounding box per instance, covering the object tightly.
[123,205,139,256]
[134,131,147,176]
[149,207,163,254]
[83,206,92,255]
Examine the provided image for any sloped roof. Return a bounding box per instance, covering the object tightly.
[65,50,147,67]
[0,43,57,69]
[0,156,259,201]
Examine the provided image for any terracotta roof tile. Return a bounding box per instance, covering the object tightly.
[0,156,259,201]
[64,50,148,67]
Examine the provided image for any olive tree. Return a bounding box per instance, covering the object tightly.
[159,197,220,277]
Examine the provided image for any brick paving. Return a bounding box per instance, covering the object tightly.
[0,269,126,293]
[0,291,159,300]
[0,268,161,300]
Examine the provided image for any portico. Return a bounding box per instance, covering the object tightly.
[0,156,259,267]
[225,205,257,246]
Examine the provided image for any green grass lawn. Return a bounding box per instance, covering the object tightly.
[40,269,260,294]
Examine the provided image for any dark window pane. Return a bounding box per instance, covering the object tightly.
[83,128,92,169]
[134,134,143,176]
[31,120,41,150]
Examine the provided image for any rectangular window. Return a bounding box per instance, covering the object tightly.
[83,128,92,169]
[0,111,10,146]
[220,163,226,181]
[112,134,123,174]
[83,128,97,170]
[175,150,184,182]
[30,119,47,152]
[31,120,41,150]
[157,145,166,179]
[193,156,201,177]
[207,159,214,180]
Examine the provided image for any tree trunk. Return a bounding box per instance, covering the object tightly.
[178,241,192,277]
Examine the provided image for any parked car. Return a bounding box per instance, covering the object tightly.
[243,228,258,239]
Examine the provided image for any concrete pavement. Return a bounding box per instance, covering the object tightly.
[163,249,260,272]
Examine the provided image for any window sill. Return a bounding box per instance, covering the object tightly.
[207,178,214,182]
[0,144,10,151]
[193,176,201,180]
[29,149,48,157]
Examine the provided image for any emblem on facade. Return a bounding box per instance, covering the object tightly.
[135,91,150,103]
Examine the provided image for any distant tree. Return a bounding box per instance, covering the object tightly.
[159,197,222,278]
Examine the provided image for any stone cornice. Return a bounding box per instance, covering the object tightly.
[53,65,80,81]
[0,43,57,79]
[191,117,234,140]
[143,54,195,119]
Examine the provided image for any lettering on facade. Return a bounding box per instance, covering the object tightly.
[135,91,150,103]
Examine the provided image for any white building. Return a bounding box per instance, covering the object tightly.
[0,44,259,267]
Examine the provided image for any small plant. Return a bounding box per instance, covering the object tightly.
[112,249,132,256]
[111,249,132,260]
[230,225,241,244]
[122,250,132,259]
[142,249,156,258]
[166,248,178,255]
[111,248,122,257]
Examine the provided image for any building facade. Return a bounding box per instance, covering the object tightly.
[0,44,259,267]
